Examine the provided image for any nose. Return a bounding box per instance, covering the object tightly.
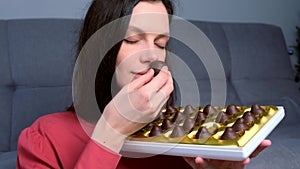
[140,49,159,63]
[139,42,161,63]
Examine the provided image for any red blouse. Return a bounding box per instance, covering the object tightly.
[17,112,191,169]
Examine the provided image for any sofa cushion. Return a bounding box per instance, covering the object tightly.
[247,139,300,169]
[222,22,299,105]
[7,19,79,86]
[0,88,13,152]
[223,23,294,80]
[11,86,72,150]
[191,20,232,79]
[233,79,300,105]
[0,20,11,86]
[169,20,232,80]
[5,19,81,150]
[0,20,13,152]
[168,20,241,106]
[0,151,17,169]
[173,79,242,106]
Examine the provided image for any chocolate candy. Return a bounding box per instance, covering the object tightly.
[195,111,207,124]
[226,104,240,116]
[173,111,185,123]
[147,122,155,127]
[242,111,255,126]
[232,118,249,132]
[157,112,165,120]
[215,111,230,124]
[220,127,239,140]
[149,125,163,137]
[183,105,196,115]
[195,127,212,139]
[251,104,265,118]
[203,104,217,115]
[170,126,187,138]
[165,105,178,115]
[129,104,278,147]
[183,118,196,132]
[161,119,174,130]
[150,61,167,76]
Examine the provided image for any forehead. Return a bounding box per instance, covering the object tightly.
[128,1,169,34]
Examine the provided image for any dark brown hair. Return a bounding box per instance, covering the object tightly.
[68,0,175,123]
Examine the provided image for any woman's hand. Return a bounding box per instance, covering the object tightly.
[183,139,272,169]
[92,67,173,152]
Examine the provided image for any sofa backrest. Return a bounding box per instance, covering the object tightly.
[0,20,11,152]
[0,19,81,151]
[168,20,241,106]
[168,20,299,106]
[0,19,298,152]
[222,22,299,104]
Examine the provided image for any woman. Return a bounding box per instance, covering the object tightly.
[17,0,271,168]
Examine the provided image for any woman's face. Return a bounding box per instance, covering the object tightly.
[115,1,170,87]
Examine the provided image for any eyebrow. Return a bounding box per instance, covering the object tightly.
[126,26,170,37]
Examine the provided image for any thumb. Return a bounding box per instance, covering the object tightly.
[129,69,154,90]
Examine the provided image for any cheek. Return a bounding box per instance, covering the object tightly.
[116,43,137,66]
[115,55,134,87]
[115,65,129,88]
[155,51,166,63]
[116,44,125,66]
[161,52,167,61]
[115,45,127,87]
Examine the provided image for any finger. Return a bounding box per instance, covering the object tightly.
[150,93,169,115]
[195,157,210,169]
[141,66,169,93]
[128,69,154,90]
[242,158,251,165]
[249,139,272,158]
[195,156,203,164]
[150,93,169,116]
[157,70,174,98]
[149,74,173,107]
[148,71,173,112]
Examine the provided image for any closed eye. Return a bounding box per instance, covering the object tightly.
[155,43,166,49]
[155,36,169,50]
[123,39,138,44]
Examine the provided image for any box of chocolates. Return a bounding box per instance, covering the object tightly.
[121,104,285,161]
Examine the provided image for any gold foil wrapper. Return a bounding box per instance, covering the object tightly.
[128,104,278,147]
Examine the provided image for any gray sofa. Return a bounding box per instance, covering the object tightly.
[0,19,299,169]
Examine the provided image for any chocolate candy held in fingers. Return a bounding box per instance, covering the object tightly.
[150,61,167,76]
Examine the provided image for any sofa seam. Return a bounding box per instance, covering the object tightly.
[220,23,243,105]
[6,20,14,151]
[231,77,294,81]
[0,84,71,88]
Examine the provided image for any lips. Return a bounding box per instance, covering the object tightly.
[136,70,149,75]
[132,69,150,79]
[133,68,150,75]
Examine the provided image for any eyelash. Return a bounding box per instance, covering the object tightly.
[156,44,166,49]
[123,39,138,44]
[123,39,166,49]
